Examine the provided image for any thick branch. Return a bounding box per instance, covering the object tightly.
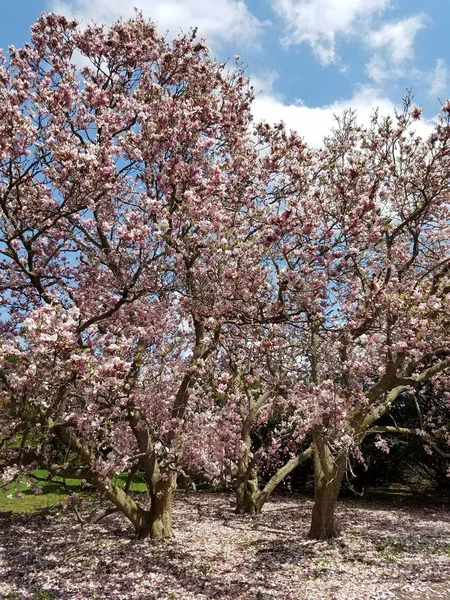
[127,408,157,489]
[48,418,149,531]
[257,447,313,507]
[361,358,450,428]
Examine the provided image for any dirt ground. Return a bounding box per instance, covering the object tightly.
[0,493,449,600]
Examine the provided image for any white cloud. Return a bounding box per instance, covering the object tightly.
[428,59,448,99]
[49,0,263,48]
[364,55,421,83]
[365,55,389,82]
[365,14,427,83]
[270,0,390,65]
[250,80,432,147]
[368,14,427,63]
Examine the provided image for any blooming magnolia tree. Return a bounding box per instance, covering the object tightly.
[1,12,450,548]
[261,104,450,539]
[0,13,265,539]
[205,323,313,515]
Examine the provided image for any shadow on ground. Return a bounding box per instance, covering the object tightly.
[1,493,449,600]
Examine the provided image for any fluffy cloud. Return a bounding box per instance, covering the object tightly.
[269,1,428,82]
[368,14,427,62]
[428,59,449,99]
[250,79,432,147]
[270,0,390,64]
[365,14,427,82]
[49,0,263,47]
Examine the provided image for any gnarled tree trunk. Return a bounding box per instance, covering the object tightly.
[309,430,347,540]
[147,471,177,540]
[236,470,261,514]
[235,420,261,514]
[127,406,176,540]
[53,415,177,540]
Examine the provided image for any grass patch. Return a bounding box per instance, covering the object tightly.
[114,471,147,492]
[0,469,79,514]
[427,543,450,557]
[353,552,375,566]
[0,470,148,514]
[0,491,67,514]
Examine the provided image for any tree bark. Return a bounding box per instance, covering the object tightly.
[308,431,347,540]
[50,419,153,537]
[126,407,175,539]
[256,447,313,510]
[236,447,314,514]
[235,420,261,514]
[146,471,176,540]
[236,472,261,514]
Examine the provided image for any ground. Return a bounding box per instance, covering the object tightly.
[0,493,449,600]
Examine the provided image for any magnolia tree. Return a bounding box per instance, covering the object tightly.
[0,13,266,539]
[262,104,450,539]
[198,127,320,515]
[205,323,313,515]
[2,12,450,547]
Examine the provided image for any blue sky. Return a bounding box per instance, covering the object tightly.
[1,0,448,145]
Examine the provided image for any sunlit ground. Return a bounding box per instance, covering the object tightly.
[1,492,449,600]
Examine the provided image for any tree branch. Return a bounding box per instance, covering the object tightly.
[364,426,450,459]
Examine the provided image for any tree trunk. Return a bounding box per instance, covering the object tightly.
[235,421,261,514]
[146,471,176,540]
[126,407,176,540]
[236,473,261,514]
[309,431,347,540]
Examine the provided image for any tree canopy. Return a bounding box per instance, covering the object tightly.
[1,12,449,541]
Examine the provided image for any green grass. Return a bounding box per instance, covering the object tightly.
[115,471,148,492]
[0,491,68,514]
[0,469,78,514]
[0,470,148,514]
